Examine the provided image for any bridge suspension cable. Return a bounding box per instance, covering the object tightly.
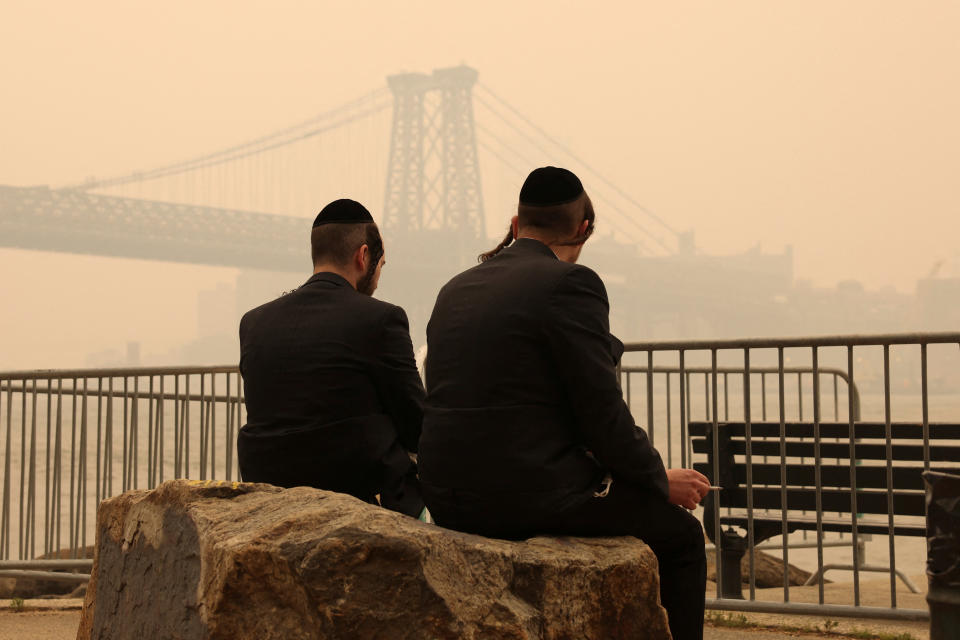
[475,121,655,253]
[475,107,665,252]
[475,83,679,251]
[74,88,390,191]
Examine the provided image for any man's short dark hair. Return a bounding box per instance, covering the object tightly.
[517,192,595,241]
[478,193,595,263]
[311,222,382,267]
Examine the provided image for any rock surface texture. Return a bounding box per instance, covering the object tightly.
[77,479,670,640]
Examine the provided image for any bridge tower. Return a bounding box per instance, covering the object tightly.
[383,66,484,243]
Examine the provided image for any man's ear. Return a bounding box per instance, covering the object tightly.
[577,219,590,239]
[511,215,519,240]
[355,244,369,272]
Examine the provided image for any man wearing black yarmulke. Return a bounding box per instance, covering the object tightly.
[237,198,424,517]
[419,168,709,639]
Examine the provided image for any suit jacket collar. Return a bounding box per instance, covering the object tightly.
[303,271,353,289]
[507,238,558,260]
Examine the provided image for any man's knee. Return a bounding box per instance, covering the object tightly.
[645,505,705,562]
[674,507,706,558]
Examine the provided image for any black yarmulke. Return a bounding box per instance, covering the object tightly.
[519,166,584,206]
[312,199,374,227]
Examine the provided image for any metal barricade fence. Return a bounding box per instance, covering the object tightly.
[618,365,861,471]
[620,331,960,621]
[0,366,243,567]
[620,365,868,561]
[3,332,959,622]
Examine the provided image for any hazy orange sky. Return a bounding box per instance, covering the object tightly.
[2,1,959,367]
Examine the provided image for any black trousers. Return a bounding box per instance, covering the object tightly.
[537,481,706,640]
[238,430,424,518]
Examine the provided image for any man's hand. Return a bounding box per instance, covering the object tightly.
[666,468,711,510]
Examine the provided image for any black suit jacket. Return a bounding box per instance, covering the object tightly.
[237,272,424,513]
[419,238,668,536]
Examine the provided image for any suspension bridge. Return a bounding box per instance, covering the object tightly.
[0,66,679,274]
[1,66,795,338]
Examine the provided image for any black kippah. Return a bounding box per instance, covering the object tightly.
[312,199,374,227]
[519,166,584,206]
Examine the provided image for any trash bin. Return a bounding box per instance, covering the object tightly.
[923,470,960,640]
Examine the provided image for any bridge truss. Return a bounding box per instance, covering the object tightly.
[0,186,307,271]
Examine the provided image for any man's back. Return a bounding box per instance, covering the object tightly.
[420,238,667,536]
[239,271,423,503]
[422,168,706,638]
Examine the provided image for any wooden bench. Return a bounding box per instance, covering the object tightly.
[689,420,960,599]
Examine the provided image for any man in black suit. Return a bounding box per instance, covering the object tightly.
[419,168,709,639]
[237,199,424,517]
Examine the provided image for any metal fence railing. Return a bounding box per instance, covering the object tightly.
[620,332,960,621]
[0,366,243,568]
[3,332,958,622]
[618,365,861,471]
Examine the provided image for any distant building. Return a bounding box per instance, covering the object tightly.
[198,282,236,340]
[917,277,960,331]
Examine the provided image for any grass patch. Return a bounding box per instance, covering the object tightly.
[9,597,25,612]
[705,611,917,640]
[705,611,753,628]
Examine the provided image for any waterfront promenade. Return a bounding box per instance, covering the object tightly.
[0,576,933,640]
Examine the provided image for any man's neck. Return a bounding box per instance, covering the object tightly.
[516,234,579,264]
[312,264,357,289]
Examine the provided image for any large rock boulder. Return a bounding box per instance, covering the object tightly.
[77,479,670,640]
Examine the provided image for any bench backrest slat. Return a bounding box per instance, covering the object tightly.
[691,438,960,463]
[691,462,953,491]
[688,421,960,440]
[721,484,920,515]
[693,463,927,515]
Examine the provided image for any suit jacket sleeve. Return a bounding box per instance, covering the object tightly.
[371,305,426,453]
[545,266,669,500]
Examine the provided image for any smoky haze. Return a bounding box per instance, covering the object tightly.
[1,1,959,370]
